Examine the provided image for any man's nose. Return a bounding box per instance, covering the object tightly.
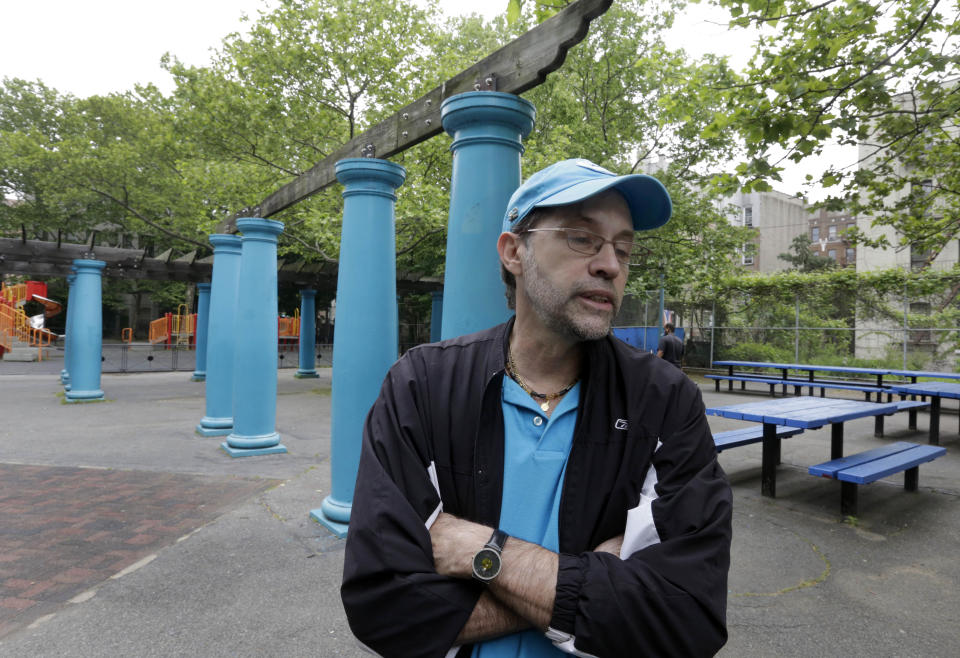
[588,242,622,278]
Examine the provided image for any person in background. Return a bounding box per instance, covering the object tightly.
[657,322,684,368]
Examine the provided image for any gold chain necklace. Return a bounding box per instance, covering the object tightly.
[506,347,578,413]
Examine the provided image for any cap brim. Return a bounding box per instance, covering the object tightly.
[534,174,672,231]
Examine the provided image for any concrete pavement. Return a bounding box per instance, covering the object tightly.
[0,368,957,656]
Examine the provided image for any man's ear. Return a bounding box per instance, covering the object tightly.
[497,231,524,276]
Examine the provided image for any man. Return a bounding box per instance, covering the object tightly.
[342,159,732,657]
[657,322,684,368]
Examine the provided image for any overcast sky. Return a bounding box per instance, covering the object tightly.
[0,0,847,198]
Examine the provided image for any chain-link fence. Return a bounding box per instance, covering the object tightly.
[617,289,960,372]
[98,342,335,373]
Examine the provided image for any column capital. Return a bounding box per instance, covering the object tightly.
[237,217,284,241]
[71,259,106,272]
[210,233,243,253]
[299,288,317,298]
[197,282,211,292]
[441,92,536,144]
[335,158,406,200]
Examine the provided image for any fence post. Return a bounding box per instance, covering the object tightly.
[795,293,800,363]
[903,281,908,369]
[710,294,716,367]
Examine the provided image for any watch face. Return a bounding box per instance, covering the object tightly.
[472,547,502,581]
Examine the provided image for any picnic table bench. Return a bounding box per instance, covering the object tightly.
[809,441,946,515]
[888,381,960,446]
[706,396,900,498]
[712,424,804,452]
[710,361,900,401]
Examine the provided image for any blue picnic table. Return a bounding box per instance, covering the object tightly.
[711,360,960,402]
[706,396,900,498]
[713,360,891,384]
[887,381,960,446]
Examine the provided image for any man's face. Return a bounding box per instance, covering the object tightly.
[517,189,633,342]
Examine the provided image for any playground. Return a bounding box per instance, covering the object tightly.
[0,367,958,655]
[1,1,958,654]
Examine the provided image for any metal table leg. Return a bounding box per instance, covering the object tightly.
[929,396,940,446]
[831,423,844,460]
[761,422,778,498]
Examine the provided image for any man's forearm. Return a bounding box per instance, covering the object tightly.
[431,514,621,636]
[456,590,531,644]
[487,535,558,630]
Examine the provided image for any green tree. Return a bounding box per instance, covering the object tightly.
[707,0,960,261]
[778,234,837,271]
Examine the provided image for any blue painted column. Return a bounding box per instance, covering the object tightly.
[190,282,211,382]
[439,92,536,339]
[430,290,443,343]
[295,289,319,378]
[222,218,287,457]
[64,259,105,403]
[197,235,242,436]
[61,271,77,388]
[311,157,405,537]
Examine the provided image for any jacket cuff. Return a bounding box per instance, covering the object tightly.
[550,552,586,634]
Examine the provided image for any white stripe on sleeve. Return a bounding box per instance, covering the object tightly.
[620,439,663,559]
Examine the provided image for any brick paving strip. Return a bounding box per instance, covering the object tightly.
[0,463,281,638]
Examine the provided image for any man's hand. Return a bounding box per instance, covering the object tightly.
[429,512,492,579]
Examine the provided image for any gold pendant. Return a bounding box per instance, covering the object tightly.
[540,400,550,412]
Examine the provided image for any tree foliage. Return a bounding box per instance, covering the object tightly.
[778,233,837,271]
[708,0,960,260]
[3,0,753,291]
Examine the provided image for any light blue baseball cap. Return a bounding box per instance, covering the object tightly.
[502,158,672,232]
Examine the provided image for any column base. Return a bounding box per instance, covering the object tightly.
[190,371,206,382]
[196,416,233,437]
[294,370,320,379]
[310,507,350,538]
[220,442,288,458]
[65,388,104,403]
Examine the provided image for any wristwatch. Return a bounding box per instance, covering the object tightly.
[472,529,508,583]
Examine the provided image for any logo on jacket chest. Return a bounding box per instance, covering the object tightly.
[614,418,628,431]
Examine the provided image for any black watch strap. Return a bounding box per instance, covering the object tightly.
[486,529,508,552]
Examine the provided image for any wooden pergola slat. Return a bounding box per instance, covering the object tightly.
[222,0,612,231]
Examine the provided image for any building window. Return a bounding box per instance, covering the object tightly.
[811,227,820,241]
[846,247,855,262]
[828,249,837,260]
[828,225,837,239]
[741,243,755,266]
[910,244,931,271]
[744,207,753,227]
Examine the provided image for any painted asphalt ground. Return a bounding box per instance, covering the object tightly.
[0,367,957,656]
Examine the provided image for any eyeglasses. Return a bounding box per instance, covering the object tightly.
[520,227,652,267]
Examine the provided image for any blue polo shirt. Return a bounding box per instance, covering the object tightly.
[472,377,580,658]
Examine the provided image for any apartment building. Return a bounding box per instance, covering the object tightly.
[808,208,857,267]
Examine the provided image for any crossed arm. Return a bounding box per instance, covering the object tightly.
[429,512,623,645]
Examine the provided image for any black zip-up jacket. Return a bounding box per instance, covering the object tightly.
[342,319,732,657]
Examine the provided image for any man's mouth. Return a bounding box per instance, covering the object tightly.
[578,292,615,309]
